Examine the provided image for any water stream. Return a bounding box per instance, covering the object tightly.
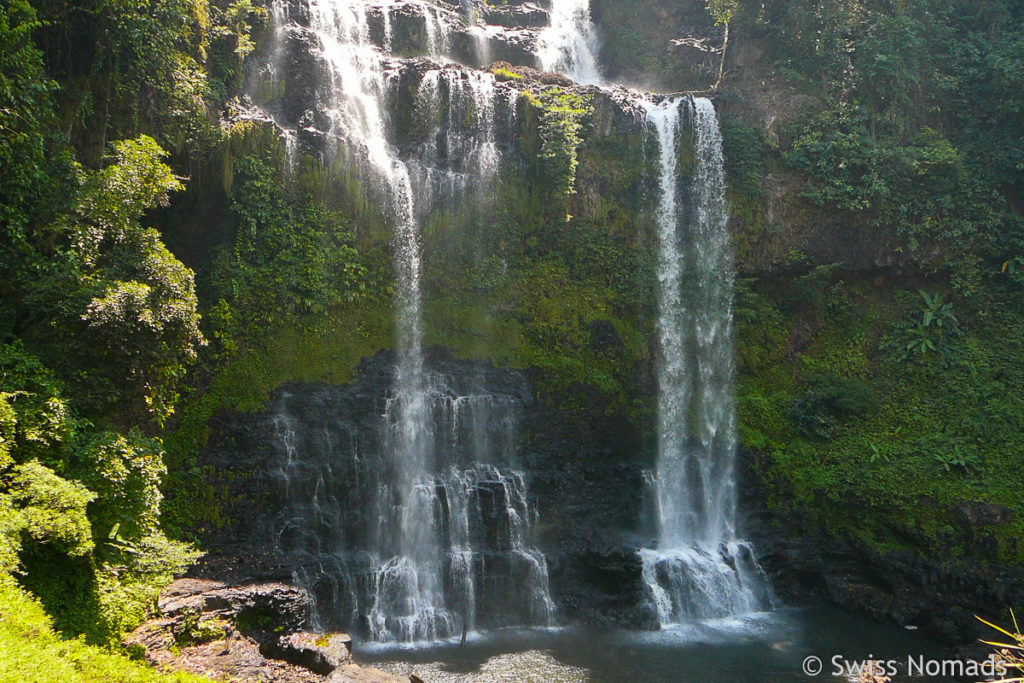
[536,0,604,85]
[269,0,552,643]
[538,1,771,626]
[269,0,767,646]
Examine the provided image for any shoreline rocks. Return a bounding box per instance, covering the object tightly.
[125,578,413,682]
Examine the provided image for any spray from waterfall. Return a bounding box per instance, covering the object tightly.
[536,0,604,85]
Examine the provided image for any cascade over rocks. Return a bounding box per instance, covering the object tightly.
[196,350,656,633]
[265,0,546,81]
[243,21,646,167]
[199,0,1024,651]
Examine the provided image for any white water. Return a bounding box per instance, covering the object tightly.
[460,0,493,66]
[536,0,604,85]
[640,96,770,624]
[409,68,510,209]
[302,5,428,590]
[269,383,556,643]
[265,0,551,643]
[422,3,452,58]
[535,0,771,624]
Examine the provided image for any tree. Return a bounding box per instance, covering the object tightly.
[31,0,212,153]
[212,154,367,336]
[41,136,205,424]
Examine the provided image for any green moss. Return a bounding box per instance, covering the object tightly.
[163,300,392,534]
[738,273,1024,564]
[176,612,227,647]
[491,66,524,82]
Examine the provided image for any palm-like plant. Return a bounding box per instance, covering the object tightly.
[919,290,957,330]
[904,291,959,361]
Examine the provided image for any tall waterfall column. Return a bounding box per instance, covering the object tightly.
[259,0,554,644]
[536,0,604,85]
[640,96,772,625]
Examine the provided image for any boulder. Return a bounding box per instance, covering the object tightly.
[327,664,411,683]
[277,632,354,675]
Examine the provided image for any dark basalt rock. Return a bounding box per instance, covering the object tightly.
[157,579,311,641]
[482,2,549,29]
[241,0,654,168]
[955,501,1014,528]
[739,454,1024,647]
[195,349,655,634]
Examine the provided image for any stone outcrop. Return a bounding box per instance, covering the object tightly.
[125,578,413,682]
[739,461,1024,647]
[276,633,354,676]
[194,349,655,636]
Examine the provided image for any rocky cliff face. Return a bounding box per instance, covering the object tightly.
[172,0,1024,649]
[739,458,1024,646]
[196,350,655,635]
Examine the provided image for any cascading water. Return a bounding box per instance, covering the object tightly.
[536,0,604,85]
[260,0,554,643]
[422,3,452,58]
[459,0,492,66]
[639,96,772,625]
[267,374,555,643]
[408,68,510,208]
[535,0,772,624]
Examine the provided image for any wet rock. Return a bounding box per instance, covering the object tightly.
[196,349,655,634]
[739,456,1024,646]
[127,578,416,681]
[482,2,549,29]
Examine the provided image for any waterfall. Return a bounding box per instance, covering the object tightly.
[422,4,452,58]
[532,1,773,624]
[367,383,554,641]
[269,379,555,643]
[261,0,553,643]
[409,68,510,209]
[640,97,772,624]
[536,0,604,85]
[459,0,492,66]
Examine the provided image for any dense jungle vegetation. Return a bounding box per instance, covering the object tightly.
[0,0,1022,677]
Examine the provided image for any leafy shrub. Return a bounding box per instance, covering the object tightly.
[535,89,593,200]
[71,431,165,540]
[37,137,206,424]
[0,343,78,470]
[884,290,962,366]
[933,444,980,474]
[2,461,95,571]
